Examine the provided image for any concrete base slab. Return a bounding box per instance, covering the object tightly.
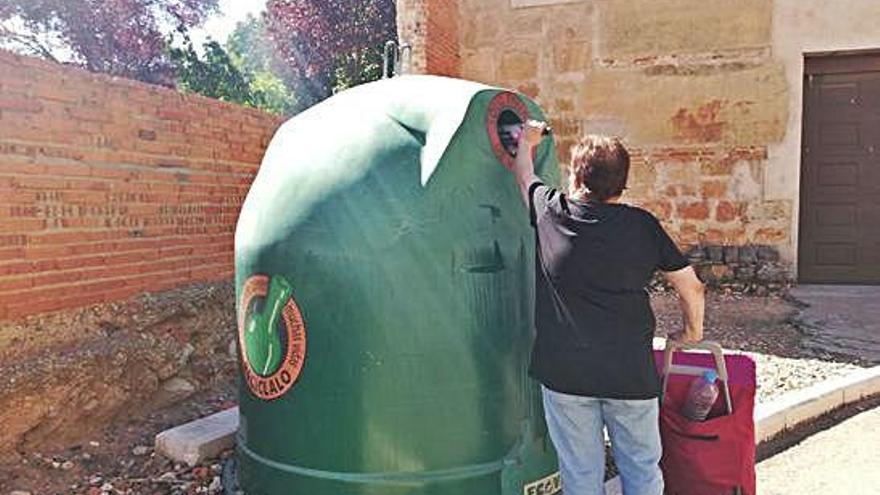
[155,407,239,466]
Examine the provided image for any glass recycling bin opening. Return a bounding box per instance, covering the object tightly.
[234,75,561,495]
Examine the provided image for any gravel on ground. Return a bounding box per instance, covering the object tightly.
[651,291,867,403]
[0,378,237,495]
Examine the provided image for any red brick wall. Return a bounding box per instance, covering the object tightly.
[0,51,283,320]
[397,0,460,76]
[426,0,460,76]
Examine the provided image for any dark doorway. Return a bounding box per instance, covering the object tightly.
[799,53,880,284]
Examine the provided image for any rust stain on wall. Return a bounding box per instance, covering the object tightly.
[671,99,727,143]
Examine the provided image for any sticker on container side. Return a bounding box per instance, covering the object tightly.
[238,274,306,400]
[523,471,561,495]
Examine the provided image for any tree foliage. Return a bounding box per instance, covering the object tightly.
[250,70,296,116]
[0,0,395,115]
[264,0,396,110]
[227,13,276,76]
[226,14,296,115]
[169,35,258,106]
[0,0,217,85]
[169,33,293,116]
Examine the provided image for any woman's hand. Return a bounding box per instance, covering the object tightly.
[513,120,547,172]
[512,120,549,207]
[518,120,547,155]
[668,329,701,344]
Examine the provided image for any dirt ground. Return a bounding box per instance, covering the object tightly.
[0,289,868,494]
[0,282,240,495]
[653,290,810,359]
[0,386,237,495]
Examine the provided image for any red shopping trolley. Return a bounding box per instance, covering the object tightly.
[654,341,757,495]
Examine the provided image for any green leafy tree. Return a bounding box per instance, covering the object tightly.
[264,0,397,111]
[227,14,297,115]
[227,14,276,75]
[250,71,296,116]
[0,0,217,85]
[168,32,293,116]
[168,34,264,106]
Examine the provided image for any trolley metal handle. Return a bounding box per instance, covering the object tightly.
[661,340,733,415]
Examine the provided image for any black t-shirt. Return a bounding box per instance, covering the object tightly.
[528,182,689,399]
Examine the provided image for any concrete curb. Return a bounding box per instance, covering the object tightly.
[753,365,880,443]
[155,407,239,466]
[604,364,880,494]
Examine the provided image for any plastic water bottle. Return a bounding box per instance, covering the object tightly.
[682,370,720,421]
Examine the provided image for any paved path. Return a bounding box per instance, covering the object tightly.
[756,406,880,494]
[790,285,880,364]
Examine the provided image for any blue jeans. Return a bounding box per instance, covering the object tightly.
[542,385,663,495]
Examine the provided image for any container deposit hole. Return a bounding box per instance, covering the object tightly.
[497,109,524,157]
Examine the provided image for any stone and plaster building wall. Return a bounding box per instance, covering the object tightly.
[399,0,880,286]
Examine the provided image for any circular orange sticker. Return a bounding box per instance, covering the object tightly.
[486,91,532,170]
[238,274,306,400]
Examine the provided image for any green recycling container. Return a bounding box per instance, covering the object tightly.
[234,75,561,495]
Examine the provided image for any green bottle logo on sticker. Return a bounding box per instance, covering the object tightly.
[244,276,292,376]
[238,274,307,400]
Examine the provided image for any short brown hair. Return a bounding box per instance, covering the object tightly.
[569,135,630,201]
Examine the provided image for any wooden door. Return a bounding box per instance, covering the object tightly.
[799,53,880,284]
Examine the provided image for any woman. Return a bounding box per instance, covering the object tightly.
[512,122,705,495]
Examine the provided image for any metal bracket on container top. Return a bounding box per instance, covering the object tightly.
[383,40,413,78]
